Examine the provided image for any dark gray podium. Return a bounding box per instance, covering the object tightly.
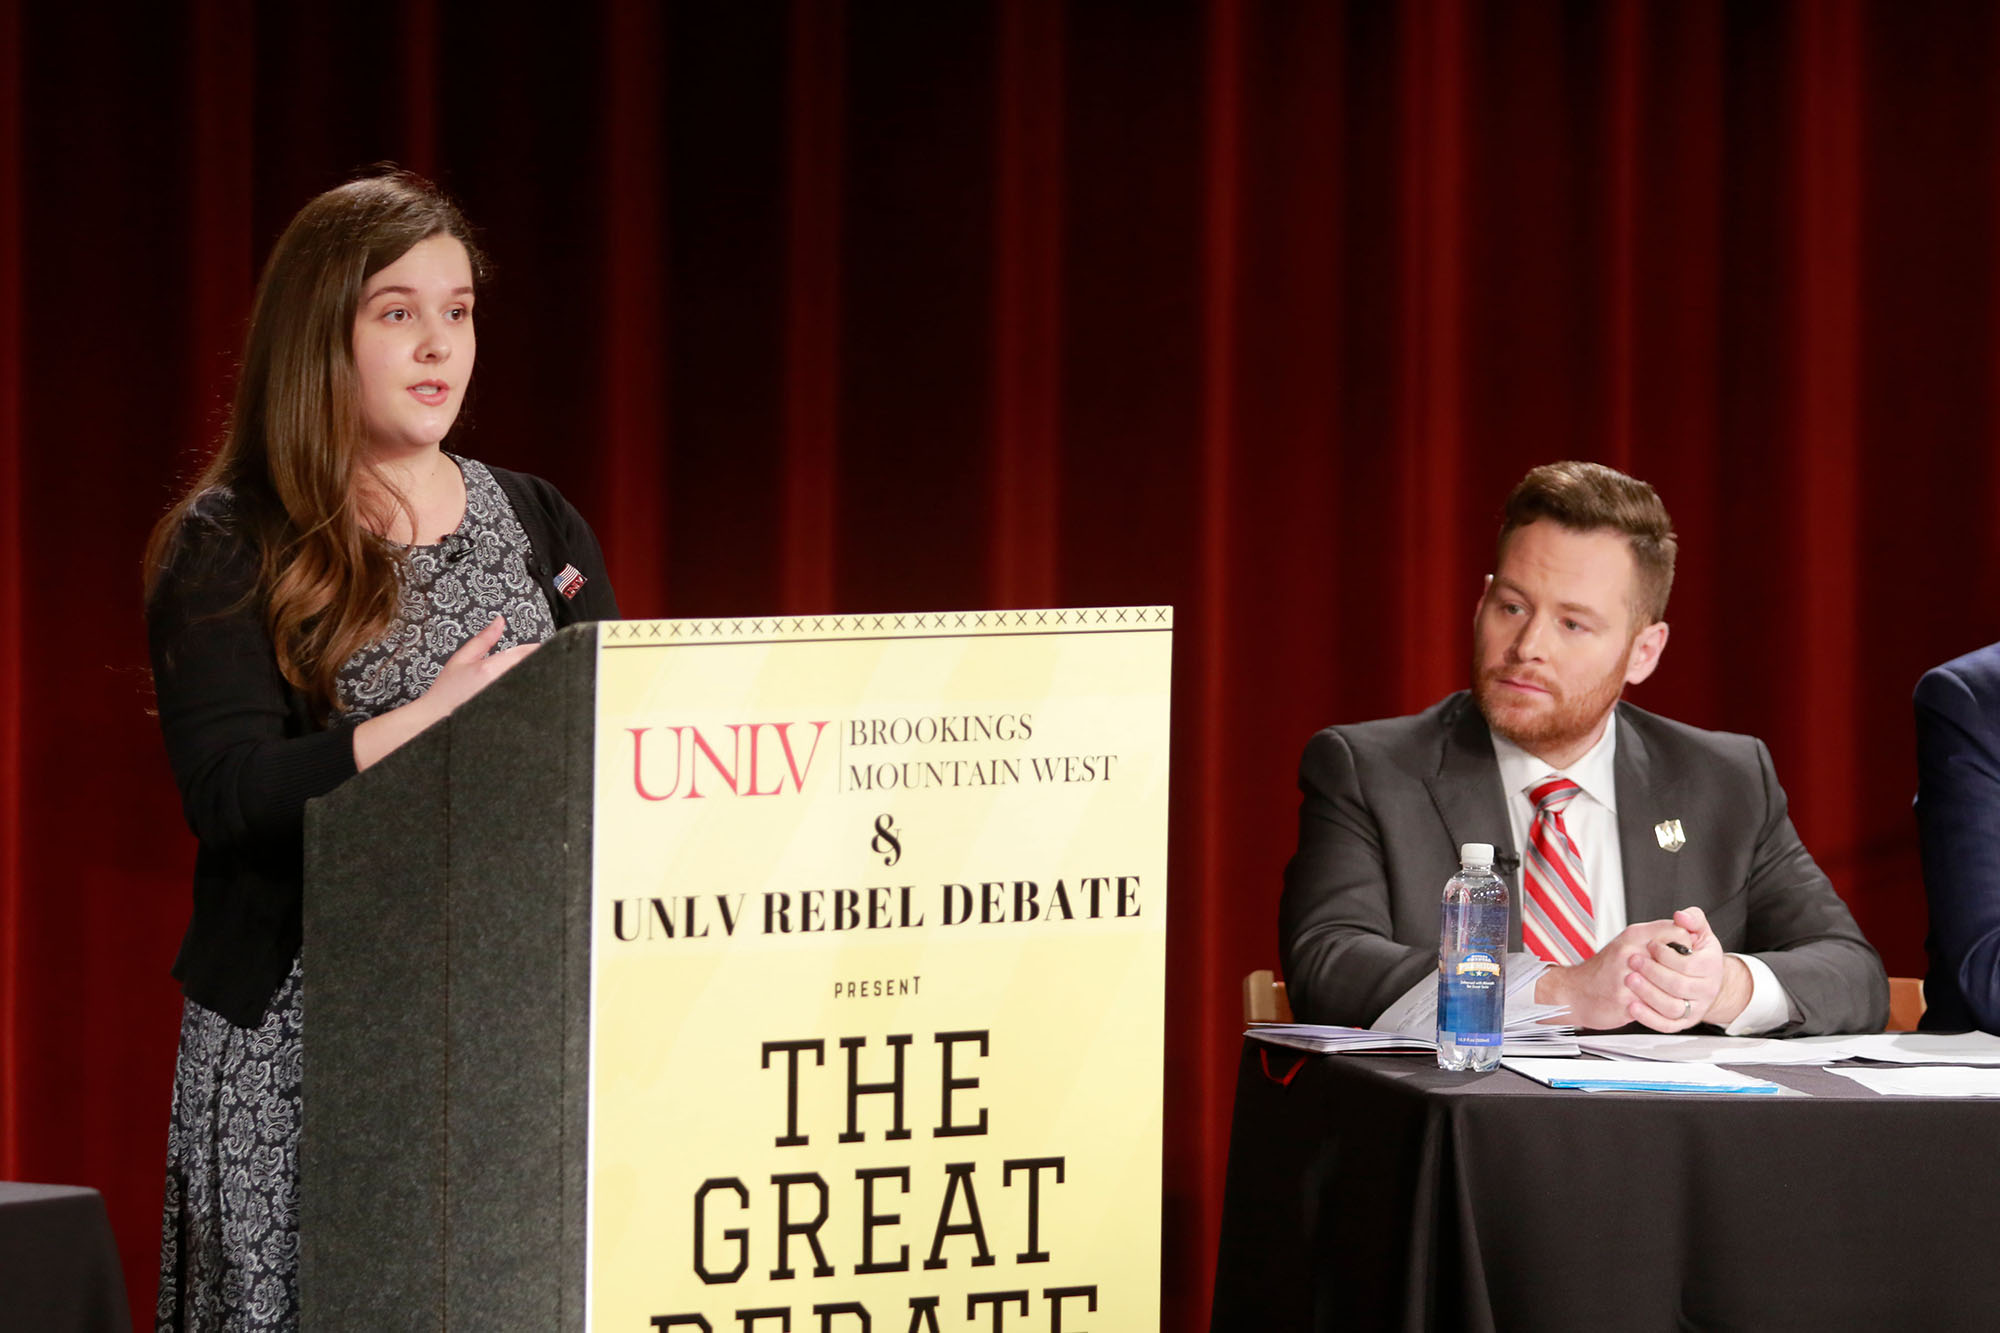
[301,623,600,1331]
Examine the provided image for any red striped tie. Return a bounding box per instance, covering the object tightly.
[1523,775,1595,964]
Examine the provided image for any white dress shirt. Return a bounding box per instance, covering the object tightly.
[1394,716,1798,1035]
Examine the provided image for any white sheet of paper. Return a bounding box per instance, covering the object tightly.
[1501,1057,1781,1093]
[1576,1034,1842,1065]
[1827,1065,2000,1097]
[1826,1032,2000,1066]
[1574,1030,2000,1066]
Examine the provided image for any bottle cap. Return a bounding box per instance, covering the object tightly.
[1459,842,1494,867]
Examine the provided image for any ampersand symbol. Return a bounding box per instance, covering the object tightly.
[871,814,902,867]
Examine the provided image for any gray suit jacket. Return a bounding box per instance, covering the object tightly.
[1278,692,1888,1034]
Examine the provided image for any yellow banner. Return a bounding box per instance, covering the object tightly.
[588,608,1171,1332]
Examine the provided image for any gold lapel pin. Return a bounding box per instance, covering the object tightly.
[1655,819,1686,853]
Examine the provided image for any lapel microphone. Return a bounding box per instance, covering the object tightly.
[440,532,473,564]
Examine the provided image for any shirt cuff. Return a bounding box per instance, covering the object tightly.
[1720,953,1799,1035]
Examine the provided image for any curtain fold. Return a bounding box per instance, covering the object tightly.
[0,0,23,1189]
[987,0,1064,610]
[1,3,1986,1324]
[600,0,673,617]
[781,0,846,614]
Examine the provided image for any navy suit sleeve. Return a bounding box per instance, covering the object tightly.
[1916,662,2000,1032]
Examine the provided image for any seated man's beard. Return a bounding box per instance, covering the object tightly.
[1472,655,1629,756]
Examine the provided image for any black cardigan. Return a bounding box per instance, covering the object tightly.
[147,463,619,1027]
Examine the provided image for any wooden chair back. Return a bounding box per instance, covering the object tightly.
[1886,976,1926,1032]
[1243,969,1294,1025]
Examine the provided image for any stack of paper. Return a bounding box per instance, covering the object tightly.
[1370,953,1573,1045]
[1250,953,1579,1057]
[1501,1056,1783,1094]
[1575,1030,2000,1067]
[1576,1034,1836,1065]
[1245,1026,1449,1056]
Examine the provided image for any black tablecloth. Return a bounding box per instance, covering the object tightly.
[1209,1041,2000,1332]
[0,1183,133,1333]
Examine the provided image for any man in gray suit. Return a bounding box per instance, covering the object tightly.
[1279,461,1886,1034]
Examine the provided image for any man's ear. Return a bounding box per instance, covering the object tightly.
[1624,620,1670,686]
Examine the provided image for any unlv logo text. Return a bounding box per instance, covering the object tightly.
[628,722,831,800]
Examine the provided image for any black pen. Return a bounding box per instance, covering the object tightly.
[1664,940,1692,956]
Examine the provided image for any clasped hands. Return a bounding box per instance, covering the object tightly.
[1534,906,1753,1032]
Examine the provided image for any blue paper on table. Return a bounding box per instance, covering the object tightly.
[1502,1056,1782,1094]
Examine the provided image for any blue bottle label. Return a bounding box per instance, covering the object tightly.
[1454,951,1501,980]
[1440,951,1503,1043]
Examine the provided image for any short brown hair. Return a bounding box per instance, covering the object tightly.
[1498,461,1677,624]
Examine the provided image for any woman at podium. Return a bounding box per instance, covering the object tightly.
[142,171,618,1331]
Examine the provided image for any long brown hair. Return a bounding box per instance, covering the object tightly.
[144,169,488,718]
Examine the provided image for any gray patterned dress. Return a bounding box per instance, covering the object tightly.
[157,458,556,1332]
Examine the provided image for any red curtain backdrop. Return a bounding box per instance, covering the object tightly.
[3,0,1995,1323]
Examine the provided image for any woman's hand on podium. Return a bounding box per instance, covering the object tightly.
[352,615,539,770]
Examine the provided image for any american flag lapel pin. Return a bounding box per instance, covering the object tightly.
[1654,819,1686,853]
[553,564,587,600]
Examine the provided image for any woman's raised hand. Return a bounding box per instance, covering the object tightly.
[352,615,539,770]
[422,614,539,715]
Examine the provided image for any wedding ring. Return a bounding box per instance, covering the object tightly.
[1681,999,1692,1019]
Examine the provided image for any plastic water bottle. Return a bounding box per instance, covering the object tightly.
[1437,842,1508,1071]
